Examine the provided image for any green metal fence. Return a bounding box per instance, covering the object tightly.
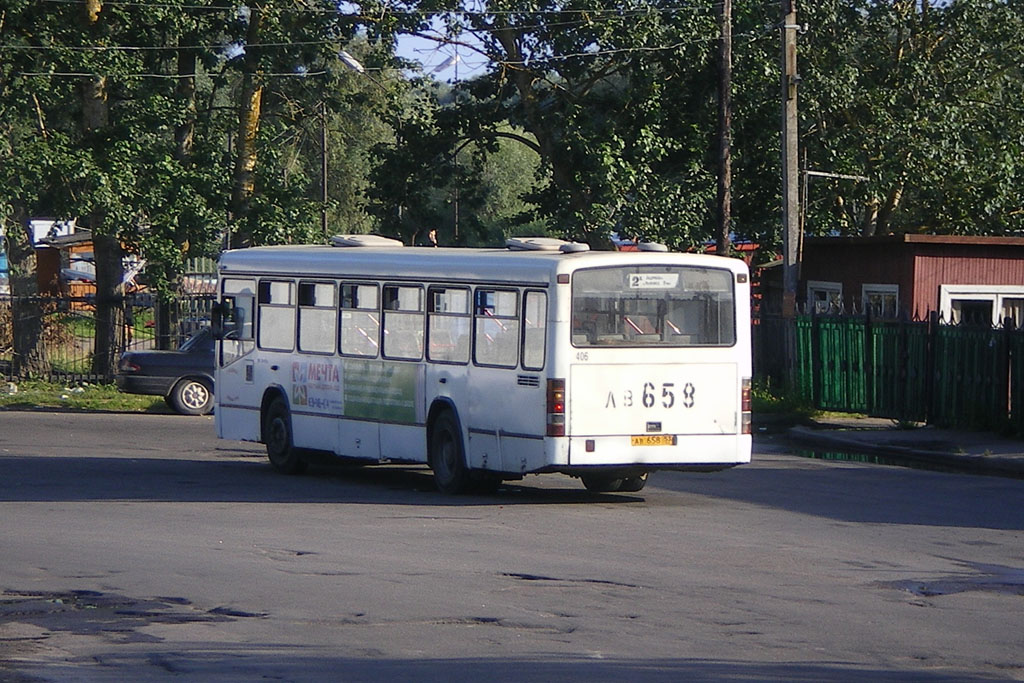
[867,318,930,423]
[770,312,1024,432]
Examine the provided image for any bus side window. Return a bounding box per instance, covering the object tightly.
[257,280,296,351]
[339,283,380,357]
[522,290,547,370]
[220,279,255,366]
[382,284,424,360]
[298,281,337,354]
[427,287,470,364]
[474,288,519,368]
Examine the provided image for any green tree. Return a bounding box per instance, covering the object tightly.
[799,1,1024,237]
[357,1,726,249]
[0,0,383,371]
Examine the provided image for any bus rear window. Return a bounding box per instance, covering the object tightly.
[571,266,735,347]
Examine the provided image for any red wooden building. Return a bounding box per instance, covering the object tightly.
[799,234,1024,325]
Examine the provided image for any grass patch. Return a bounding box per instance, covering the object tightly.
[56,312,96,339]
[0,380,169,413]
[751,380,815,418]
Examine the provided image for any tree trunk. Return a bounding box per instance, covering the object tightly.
[6,204,50,378]
[91,231,124,379]
[875,182,904,236]
[861,197,879,237]
[174,45,196,164]
[230,6,264,248]
[154,42,199,350]
[490,24,609,249]
[81,0,121,379]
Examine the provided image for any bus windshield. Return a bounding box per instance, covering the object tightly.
[571,265,736,347]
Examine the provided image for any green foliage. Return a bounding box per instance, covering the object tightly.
[751,380,815,418]
[1,0,1022,280]
[359,1,744,248]
[0,0,375,292]
[356,0,1024,251]
[799,0,1024,237]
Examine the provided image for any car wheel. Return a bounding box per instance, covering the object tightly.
[430,411,470,494]
[168,378,213,416]
[264,398,306,475]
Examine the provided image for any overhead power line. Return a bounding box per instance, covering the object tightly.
[37,0,736,17]
[17,69,329,79]
[1,40,336,52]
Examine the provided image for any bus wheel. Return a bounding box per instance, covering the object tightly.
[580,474,624,493]
[430,412,470,494]
[618,472,649,492]
[264,398,306,475]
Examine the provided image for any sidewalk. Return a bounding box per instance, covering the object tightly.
[779,416,1024,478]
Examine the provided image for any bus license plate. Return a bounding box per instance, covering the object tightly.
[631,434,676,447]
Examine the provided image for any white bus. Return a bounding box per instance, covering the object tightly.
[213,235,751,494]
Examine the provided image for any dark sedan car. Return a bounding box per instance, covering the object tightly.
[115,329,215,415]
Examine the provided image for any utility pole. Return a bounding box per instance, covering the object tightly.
[716,0,732,257]
[321,100,329,240]
[780,0,800,317]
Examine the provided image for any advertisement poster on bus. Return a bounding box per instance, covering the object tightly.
[290,360,342,413]
[342,359,422,424]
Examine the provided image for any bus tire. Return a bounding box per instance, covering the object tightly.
[618,472,649,492]
[264,398,307,475]
[430,411,470,494]
[580,473,624,493]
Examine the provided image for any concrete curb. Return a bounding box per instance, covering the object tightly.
[786,425,1024,479]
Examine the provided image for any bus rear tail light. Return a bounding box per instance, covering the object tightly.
[546,378,566,437]
[741,377,752,434]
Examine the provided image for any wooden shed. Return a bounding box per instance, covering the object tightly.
[799,235,1024,325]
[36,229,95,302]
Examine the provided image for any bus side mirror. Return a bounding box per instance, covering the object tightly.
[211,302,228,339]
[231,306,246,338]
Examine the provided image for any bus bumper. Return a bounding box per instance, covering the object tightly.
[566,433,751,468]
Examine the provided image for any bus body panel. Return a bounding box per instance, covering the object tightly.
[568,362,740,438]
[466,365,547,473]
[336,417,380,460]
[466,429,499,471]
[216,404,260,442]
[380,423,426,462]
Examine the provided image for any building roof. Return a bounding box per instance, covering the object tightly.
[804,234,1024,248]
[37,228,92,249]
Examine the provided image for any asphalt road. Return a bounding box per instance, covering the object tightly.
[1,411,1022,682]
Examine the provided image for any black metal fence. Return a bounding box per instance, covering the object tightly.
[1,293,214,384]
[755,312,1024,432]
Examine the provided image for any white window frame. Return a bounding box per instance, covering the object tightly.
[807,280,842,313]
[939,285,1024,326]
[862,284,899,318]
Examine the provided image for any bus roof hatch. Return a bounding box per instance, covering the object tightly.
[330,234,405,248]
[506,236,590,253]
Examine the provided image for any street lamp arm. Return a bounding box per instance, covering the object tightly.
[805,170,869,182]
